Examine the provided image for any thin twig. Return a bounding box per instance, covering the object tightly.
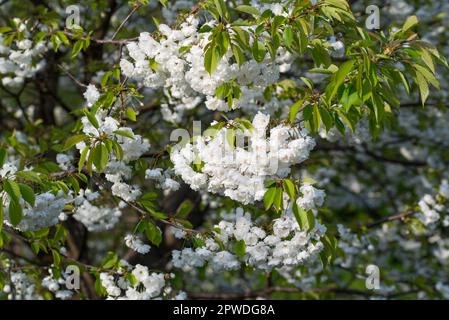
[110,4,142,40]
[57,64,88,88]
[365,210,416,229]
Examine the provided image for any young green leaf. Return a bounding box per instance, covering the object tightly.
[176,200,194,219]
[9,200,23,226]
[235,5,260,17]
[263,187,277,210]
[63,134,87,151]
[19,184,35,207]
[145,221,162,246]
[113,130,135,140]
[0,148,7,167]
[326,59,356,104]
[283,179,296,199]
[205,46,219,74]
[289,99,303,124]
[402,15,418,32]
[3,180,21,203]
[273,187,283,211]
[93,143,109,172]
[125,108,137,121]
[78,146,89,173]
[234,239,246,258]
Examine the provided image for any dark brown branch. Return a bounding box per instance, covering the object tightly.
[365,210,416,229]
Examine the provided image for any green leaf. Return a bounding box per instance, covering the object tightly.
[283,26,294,48]
[176,200,194,219]
[0,148,7,167]
[101,251,118,269]
[326,59,356,104]
[231,44,244,66]
[0,201,4,232]
[19,184,35,207]
[319,106,333,131]
[8,200,23,226]
[421,49,435,73]
[273,187,283,211]
[51,249,61,267]
[93,143,109,172]
[111,140,124,161]
[263,187,276,210]
[145,221,162,246]
[101,71,111,87]
[78,146,89,173]
[85,112,99,129]
[125,108,137,121]
[140,192,158,201]
[3,180,21,203]
[402,15,418,32]
[293,204,315,231]
[14,171,42,184]
[303,177,318,185]
[86,147,95,176]
[293,203,305,229]
[306,210,315,231]
[300,77,314,90]
[56,181,70,194]
[158,0,168,8]
[415,72,429,106]
[226,128,235,148]
[312,104,321,132]
[204,46,219,74]
[252,40,266,63]
[235,5,260,17]
[289,99,303,124]
[283,179,296,199]
[94,272,107,297]
[0,26,12,33]
[113,130,135,140]
[71,40,84,57]
[234,239,246,258]
[63,134,87,151]
[67,176,80,193]
[55,31,70,46]
[214,0,229,20]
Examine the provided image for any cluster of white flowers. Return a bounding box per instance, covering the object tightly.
[0,161,17,178]
[99,263,174,300]
[436,282,449,299]
[439,180,449,199]
[1,159,70,232]
[296,183,326,211]
[56,153,74,171]
[83,84,100,107]
[171,112,315,204]
[172,208,326,272]
[2,271,41,300]
[335,224,373,268]
[120,17,292,122]
[3,190,68,232]
[41,269,74,300]
[0,19,47,88]
[170,226,187,239]
[417,193,445,226]
[145,168,180,193]
[418,180,449,226]
[124,234,151,254]
[76,109,150,202]
[72,189,122,232]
